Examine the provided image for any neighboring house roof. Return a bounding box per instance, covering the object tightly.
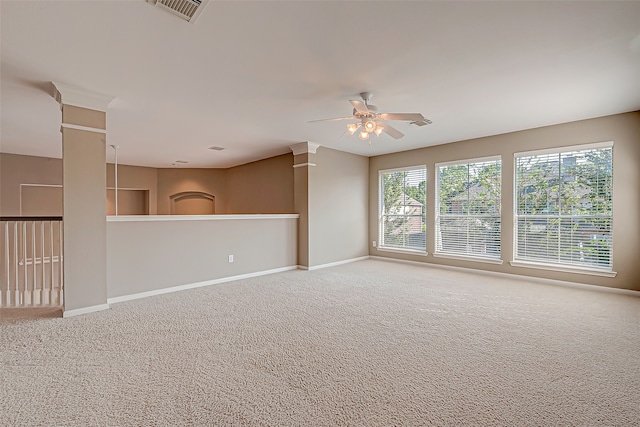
[386,194,423,216]
[397,194,423,207]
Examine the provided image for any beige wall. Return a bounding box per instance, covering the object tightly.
[369,111,640,291]
[107,163,158,215]
[22,186,63,216]
[107,189,148,215]
[0,154,159,216]
[0,154,63,216]
[225,154,294,214]
[156,168,227,214]
[1,153,296,216]
[106,216,298,298]
[309,147,369,267]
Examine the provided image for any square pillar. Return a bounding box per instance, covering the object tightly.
[52,82,113,317]
[290,142,319,269]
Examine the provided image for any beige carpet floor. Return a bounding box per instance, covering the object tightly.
[1,259,639,426]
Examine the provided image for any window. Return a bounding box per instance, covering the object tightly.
[435,157,501,260]
[379,166,426,252]
[514,143,613,271]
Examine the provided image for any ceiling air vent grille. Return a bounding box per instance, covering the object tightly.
[409,119,433,127]
[147,0,207,23]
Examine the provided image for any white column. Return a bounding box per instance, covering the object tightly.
[52,82,113,317]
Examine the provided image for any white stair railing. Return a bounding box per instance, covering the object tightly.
[0,217,64,307]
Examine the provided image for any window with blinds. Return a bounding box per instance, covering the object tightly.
[514,143,613,270]
[379,166,426,252]
[435,157,501,260]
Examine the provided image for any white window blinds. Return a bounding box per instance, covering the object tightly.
[515,144,613,270]
[379,167,426,251]
[436,158,501,259]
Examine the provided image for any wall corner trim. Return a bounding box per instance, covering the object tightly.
[293,162,317,168]
[52,81,114,112]
[290,141,320,155]
[62,303,110,318]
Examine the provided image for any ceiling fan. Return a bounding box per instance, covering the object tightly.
[309,92,432,142]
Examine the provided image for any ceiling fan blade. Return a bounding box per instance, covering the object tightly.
[349,100,370,114]
[308,116,357,123]
[378,113,425,122]
[381,123,404,139]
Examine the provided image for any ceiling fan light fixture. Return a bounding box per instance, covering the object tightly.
[347,123,360,135]
[310,92,427,144]
[364,120,377,132]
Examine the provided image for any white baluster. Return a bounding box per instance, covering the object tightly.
[13,222,18,306]
[40,221,45,306]
[3,222,9,307]
[59,221,64,306]
[22,221,27,306]
[49,221,54,306]
[32,221,36,306]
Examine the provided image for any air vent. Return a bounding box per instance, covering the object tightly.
[208,146,225,151]
[172,160,189,165]
[410,119,433,127]
[147,0,208,23]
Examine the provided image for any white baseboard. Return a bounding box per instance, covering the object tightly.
[300,256,370,271]
[63,303,110,318]
[369,256,640,297]
[107,265,298,305]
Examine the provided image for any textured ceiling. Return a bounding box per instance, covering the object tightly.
[1,1,639,168]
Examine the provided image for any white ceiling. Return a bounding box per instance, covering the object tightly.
[1,1,639,168]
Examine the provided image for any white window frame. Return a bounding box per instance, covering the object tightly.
[434,156,502,264]
[378,165,427,255]
[511,141,616,277]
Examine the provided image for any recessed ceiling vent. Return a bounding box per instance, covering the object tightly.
[147,0,208,23]
[410,119,433,127]
[208,146,225,151]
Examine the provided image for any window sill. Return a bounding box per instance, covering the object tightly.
[509,260,617,278]
[377,247,428,257]
[433,253,503,265]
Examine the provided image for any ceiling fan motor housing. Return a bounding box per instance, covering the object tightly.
[353,104,378,118]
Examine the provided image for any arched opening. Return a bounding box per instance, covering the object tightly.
[170,191,215,215]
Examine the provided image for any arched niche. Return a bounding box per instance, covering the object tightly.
[170,191,215,215]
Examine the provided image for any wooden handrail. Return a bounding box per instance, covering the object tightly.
[0,216,63,221]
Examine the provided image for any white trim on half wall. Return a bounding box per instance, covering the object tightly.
[107,266,298,305]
